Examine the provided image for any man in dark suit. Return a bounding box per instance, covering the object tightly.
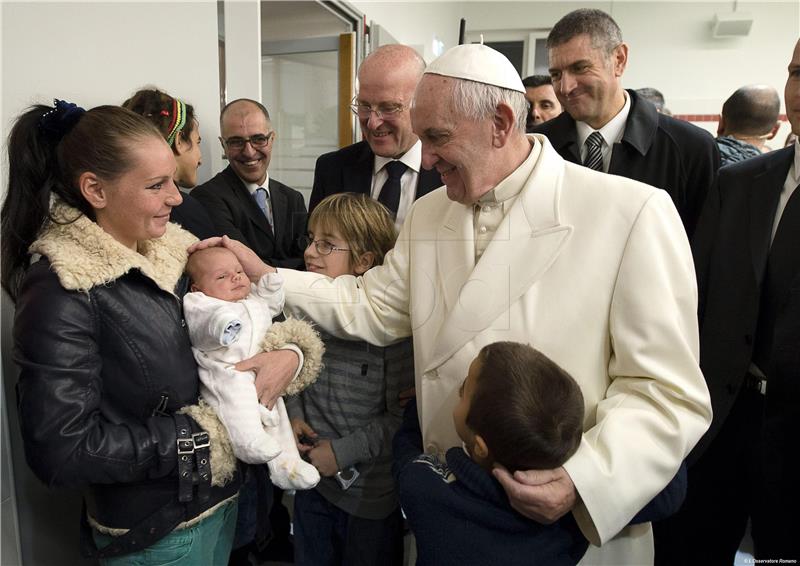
[193,99,306,269]
[310,44,441,228]
[655,39,800,564]
[534,9,718,238]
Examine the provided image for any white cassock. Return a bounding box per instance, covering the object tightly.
[279,135,711,564]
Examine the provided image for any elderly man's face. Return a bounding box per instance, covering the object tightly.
[356,64,419,159]
[412,75,496,205]
[548,34,626,130]
[525,84,562,125]
[786,40,800,135]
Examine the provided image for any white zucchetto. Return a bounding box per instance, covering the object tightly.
[424,44,526,93]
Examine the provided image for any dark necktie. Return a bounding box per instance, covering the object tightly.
[583,131,604,172]
[253,187,273,234]
[752,184,800,373]
[378,161,408,218]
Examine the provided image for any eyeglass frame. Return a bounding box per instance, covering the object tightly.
[219,131,274,151]
[349,97,408,121]
[299,235,351,256]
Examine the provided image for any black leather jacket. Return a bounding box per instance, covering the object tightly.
[13,228,239,531]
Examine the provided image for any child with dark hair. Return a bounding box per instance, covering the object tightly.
[394,341,687,566]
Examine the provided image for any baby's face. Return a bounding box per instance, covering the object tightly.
[190,248,250,302]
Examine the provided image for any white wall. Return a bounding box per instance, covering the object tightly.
[330,1,798,148]
[351,0,462,61]
[1,1,224,188]
[460,0,798,148]
[1,3,223,564]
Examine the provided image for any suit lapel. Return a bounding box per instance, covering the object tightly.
[424,138,572,373]
[435,203,475,318]
[416,168,443,199]
[269,179,285,241]
[749,147,793,285]
[343,142,374,196]
[536,113,581,164]
[228,169,273,240]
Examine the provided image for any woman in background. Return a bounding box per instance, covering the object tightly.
[123,87,217,239]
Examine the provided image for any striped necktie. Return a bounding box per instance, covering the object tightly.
[583,131,604,172]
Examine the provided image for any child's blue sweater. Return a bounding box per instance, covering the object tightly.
[393,401,687,566]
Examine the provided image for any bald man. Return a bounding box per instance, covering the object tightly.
[309,44,441,228]
[193,99,307,269]
[717,84,781,167]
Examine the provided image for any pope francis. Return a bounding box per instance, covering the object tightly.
[207,44,712,565]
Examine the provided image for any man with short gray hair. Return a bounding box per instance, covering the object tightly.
[535,8,719,237]
[236,43,712,564]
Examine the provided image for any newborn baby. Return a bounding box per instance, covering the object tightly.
[183,247,320,490]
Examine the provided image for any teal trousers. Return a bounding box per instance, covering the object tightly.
[93,497,238,566]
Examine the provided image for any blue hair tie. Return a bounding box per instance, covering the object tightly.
[39,99,86,143]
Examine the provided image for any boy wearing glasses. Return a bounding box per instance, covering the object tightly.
[286,194,414,566]
[192,98,307,270]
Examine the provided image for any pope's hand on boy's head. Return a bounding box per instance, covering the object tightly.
[188,235,276,281]
[234,348,300,409]
[493,465,577,524]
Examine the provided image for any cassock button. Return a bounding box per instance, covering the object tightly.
[479,226,487,234]
[426,369,439,380]
[425,443,438,454]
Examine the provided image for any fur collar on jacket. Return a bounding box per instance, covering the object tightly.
[29,200,198,294]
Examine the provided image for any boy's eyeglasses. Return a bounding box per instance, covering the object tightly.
[300,236,350,256]
[220,132,274,151]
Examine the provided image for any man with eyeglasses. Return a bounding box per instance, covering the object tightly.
[193,98,307,270]
[534,8,718,238]
[309,44,441,228]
